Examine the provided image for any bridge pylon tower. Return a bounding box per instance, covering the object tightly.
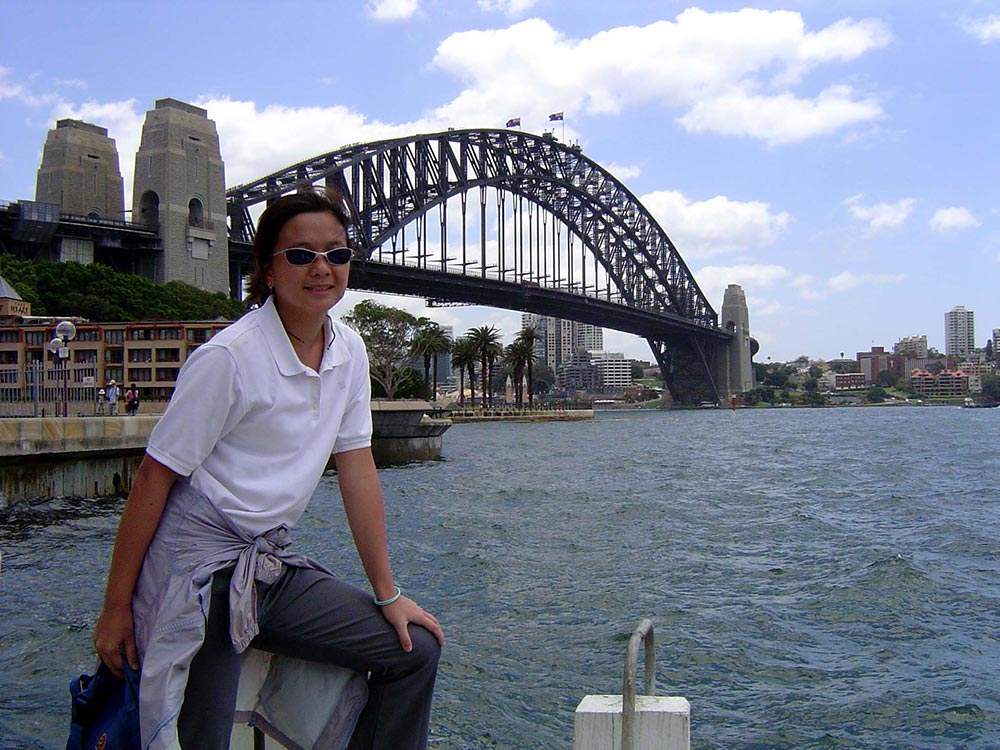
[132,98,229,293]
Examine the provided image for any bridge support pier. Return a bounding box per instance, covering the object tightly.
[716,284,755,401]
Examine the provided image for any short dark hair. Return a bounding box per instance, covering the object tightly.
[245,187,353,306]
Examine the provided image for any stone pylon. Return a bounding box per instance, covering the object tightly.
[35,119,125,221]
[132,98,229,293]
[718,284,755,398]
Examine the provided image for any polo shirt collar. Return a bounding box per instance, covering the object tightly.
[259,296,352,375]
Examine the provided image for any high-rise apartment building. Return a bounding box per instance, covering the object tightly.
[520,314,604,371]
[893,335,928,359]
[944,306,975,360]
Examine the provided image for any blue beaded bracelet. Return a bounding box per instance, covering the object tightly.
[374,585,402,607]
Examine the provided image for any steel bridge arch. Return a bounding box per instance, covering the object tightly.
[226,128,729,404]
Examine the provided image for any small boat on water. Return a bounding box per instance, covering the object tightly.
[963,397,999,408]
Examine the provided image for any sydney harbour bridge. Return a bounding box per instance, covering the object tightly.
[1,109,752,405]
[226,128,737,405]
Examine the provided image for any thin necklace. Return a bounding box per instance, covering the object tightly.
[284,325,305,344]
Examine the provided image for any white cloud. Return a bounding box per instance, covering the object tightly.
[641,190,790,258]
[794,270,906,300]
[960,15,1000,43]
[844,194,914,231]
[601,162,641,181]
[929,206,980,233]
[692,263,791,312]
[431,10,890,143]
[678,84,882,146]
[367,0,419,22]
[0,67,56,107]
[477,0,538,17]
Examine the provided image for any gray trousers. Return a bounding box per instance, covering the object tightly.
[177,566,441,750]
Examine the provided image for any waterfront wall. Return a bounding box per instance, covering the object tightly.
[0,402,451,507]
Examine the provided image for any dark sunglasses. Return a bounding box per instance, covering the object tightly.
[273,246,353,266]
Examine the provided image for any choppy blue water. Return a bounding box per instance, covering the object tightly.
[1,406,997,748]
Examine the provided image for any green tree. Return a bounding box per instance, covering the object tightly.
[800,390,827,406]
[985,339,994,363]
[808,365,823,379]
[342,300,421,399]
[450,336,478,407]
[866,386,887,403]
[803,378,819,392]
[515,325,541,406]
[502,339,534,406]
[926,360,946,375]
[874,369,899,388]
[0,256,246,320]
[410,320,452,401]
[981,374,1000,401]
[468,325,503,407]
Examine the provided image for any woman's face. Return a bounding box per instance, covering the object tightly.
[265,210,350,319]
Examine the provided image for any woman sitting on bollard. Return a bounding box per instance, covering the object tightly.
[91,187,444,749]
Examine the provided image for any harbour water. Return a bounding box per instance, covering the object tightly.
[1,406,997,748]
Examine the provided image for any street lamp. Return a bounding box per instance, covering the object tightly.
[48,320,76,418]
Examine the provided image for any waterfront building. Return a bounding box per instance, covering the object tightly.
[520,313,603,372]
[833,372,866,390]
[591,351,633,391]
[0,278,31,320]
[993,329,1000,363]
[893,335,928,359]
[910,368,969,397]
[856,346,905,385]
[960,362,995,393]
[945,306,975,360]
[0,317,232,406]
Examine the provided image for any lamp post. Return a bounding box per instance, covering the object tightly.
[47,320,76,418]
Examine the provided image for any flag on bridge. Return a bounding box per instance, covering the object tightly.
[548,112,564,121]
[506,117,521,128]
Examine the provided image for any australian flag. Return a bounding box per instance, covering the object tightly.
[548,111,564,121]
[506,117,521,128]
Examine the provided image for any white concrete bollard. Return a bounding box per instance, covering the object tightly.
[574,694,690,750]
[574,618,690,750]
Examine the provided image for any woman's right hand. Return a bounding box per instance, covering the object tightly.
[93,605,139,678]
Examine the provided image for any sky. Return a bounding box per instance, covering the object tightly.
[1,0,998,363]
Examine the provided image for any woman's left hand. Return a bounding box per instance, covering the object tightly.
[380,596,445,652]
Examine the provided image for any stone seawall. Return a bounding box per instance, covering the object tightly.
[0,401,451,507]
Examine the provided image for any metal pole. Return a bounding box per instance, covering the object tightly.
[622,618,656,750]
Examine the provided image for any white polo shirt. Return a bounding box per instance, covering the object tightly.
[146,296,372,536]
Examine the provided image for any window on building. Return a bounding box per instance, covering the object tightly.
[127,368,152,382]
[128,348,153,363]
[104,329,124,345]
[0,330,20,343]
[25,331,46,347]
[157,328,183,340]
[155,348,181,362]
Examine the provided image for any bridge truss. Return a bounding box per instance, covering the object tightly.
[226,129,730,404]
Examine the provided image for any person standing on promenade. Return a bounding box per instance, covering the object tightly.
[91,188,444,749]
[125,383,139,416]
[95,388,106,415]
[105,380,118,415]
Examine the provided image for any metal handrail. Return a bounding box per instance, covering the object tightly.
[622,618,656,750]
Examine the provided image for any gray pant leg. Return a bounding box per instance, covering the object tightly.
[178,568,242,749]
[253,566,441,750]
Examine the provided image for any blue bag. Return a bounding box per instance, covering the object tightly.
[66,660,141,750]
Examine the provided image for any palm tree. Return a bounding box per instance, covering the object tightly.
[468,325,503,407]
[515,325,541,406]
[411,321,452,400]
[451,337,478,407]
[502,339,533,407]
